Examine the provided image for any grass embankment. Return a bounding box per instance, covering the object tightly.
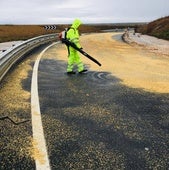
[0,25,61,42]
[0,24,139,43]
[137,16,169,40]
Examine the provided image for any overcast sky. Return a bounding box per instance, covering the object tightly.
[0,0,169,24]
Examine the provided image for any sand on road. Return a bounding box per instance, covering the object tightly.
[52,32,169,94]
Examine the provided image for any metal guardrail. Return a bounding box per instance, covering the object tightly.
[0,33,58,82]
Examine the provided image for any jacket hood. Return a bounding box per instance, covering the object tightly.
[72,19,82,29]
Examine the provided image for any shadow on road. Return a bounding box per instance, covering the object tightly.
[22,58,169,169]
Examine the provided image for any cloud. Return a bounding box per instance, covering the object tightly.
[0,0,168,24]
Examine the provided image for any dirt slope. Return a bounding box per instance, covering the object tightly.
[137,16,169,40]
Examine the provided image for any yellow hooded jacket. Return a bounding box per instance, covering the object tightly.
[66,19,82,48]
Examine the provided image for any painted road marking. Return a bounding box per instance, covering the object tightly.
[31,42,58,170]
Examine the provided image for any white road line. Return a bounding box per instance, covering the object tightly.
[31,42,58,170]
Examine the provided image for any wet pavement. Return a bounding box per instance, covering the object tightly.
[0,33,169,169]
[37,58,169,169]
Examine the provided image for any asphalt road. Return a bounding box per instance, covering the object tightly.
[0,33,169,170]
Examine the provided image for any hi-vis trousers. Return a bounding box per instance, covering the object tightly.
[67,46,84,72]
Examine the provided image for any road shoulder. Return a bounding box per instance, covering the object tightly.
[123,31,169,56]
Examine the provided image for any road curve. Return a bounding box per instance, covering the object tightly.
[0,33,169,169]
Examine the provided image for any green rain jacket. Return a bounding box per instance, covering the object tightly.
[67,19,82,48]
